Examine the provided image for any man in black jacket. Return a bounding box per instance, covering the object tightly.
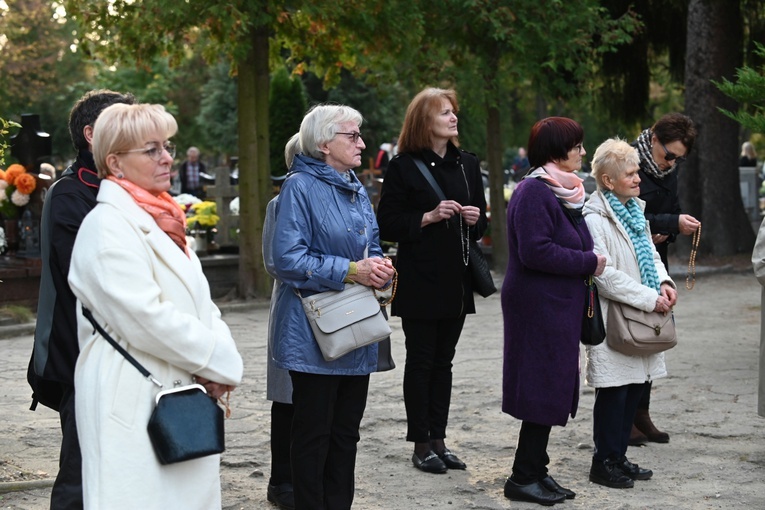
[28,89,136,509]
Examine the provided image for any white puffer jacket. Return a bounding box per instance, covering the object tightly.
[582,190,675,388]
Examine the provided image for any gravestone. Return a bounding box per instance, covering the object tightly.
[205,164,239,250]
[8,114,51,258]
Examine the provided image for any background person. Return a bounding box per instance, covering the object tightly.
[179,146,207,198]
[501,117,605,506]
[270,104,394,510]
[632,112,699,445]
[67,103,243,509]
[261,133,301,510]
[376,87,487,475]
[752,218,765,418]
[27,89,136,510]
[583,137,677,489]
[740,141,758,167]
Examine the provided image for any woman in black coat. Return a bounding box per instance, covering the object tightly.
[632,112,700,446]
[377,87,488,474]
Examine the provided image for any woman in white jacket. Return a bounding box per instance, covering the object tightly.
[583,138,677,489]
[68,103,243,509]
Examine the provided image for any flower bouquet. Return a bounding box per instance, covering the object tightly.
[0,164,37,220]
[185,200,220,254]
[0,164,37,255]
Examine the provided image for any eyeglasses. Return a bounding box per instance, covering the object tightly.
[658,141,686,165]
[116,141,176,162]
[336,132,363,144]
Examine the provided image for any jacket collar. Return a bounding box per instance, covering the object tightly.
[97,180,205,311]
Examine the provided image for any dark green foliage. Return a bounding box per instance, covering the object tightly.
[716,43,765,134]
[198,62,239,157]
[269,67,307,176]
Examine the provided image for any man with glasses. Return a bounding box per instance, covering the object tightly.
[629,112,700,447]
[28,89,137,510]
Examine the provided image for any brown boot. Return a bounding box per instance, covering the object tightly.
[628,425,648,446]
[634,409,669,443]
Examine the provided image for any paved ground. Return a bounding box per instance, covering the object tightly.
[1,261,764,509]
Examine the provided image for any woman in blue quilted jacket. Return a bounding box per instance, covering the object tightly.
[270,104,394,510]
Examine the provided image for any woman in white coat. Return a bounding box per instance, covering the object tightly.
[583,138,677,489]
[68,103,243,510]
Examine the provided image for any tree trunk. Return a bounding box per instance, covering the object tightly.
[237,26,272,298]
[486,104,506,274]
[683,0,753,256]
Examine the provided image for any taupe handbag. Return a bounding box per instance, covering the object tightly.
[606,301,677,356]
[298,283,392,361]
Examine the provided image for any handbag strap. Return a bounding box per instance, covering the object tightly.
[81,306,163,388]
[412,157,447,201]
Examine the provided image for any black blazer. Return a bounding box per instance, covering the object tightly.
[376,143,487,318]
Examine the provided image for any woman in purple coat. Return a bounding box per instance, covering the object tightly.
[501,117,606,506]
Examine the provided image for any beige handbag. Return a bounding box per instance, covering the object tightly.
[606,301,677,356]
[298,283,392,361]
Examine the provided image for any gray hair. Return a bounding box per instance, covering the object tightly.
[298,104,363,160]
[284,133,301,169]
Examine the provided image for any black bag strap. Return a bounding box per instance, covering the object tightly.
[81,306,163,388]
[411,156,447,201]
[411,156,464,234]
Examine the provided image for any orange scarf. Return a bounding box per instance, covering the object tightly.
[106,176,189,256]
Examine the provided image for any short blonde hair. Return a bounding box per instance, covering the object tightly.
[591,137,640,191]
[92,103,178,178]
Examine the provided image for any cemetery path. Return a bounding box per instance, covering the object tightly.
[1,259,764,509]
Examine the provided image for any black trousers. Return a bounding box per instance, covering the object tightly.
[270,401,294,486]
[289,371,369,510]
[51,384,83,510]
[593,383,644,461]
[401,316,465,443]
[511,421,552,484]
[637,380,652,410]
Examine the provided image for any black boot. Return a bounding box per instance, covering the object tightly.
[504,478,565,506]
[589,458,634,489]
[618,456,653,480]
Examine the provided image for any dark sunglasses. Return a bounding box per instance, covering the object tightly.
[658,141,686,165]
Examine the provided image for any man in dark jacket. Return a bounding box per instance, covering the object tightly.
[631,112,700,447]
[179,146,209,198]
[28,89,136,509]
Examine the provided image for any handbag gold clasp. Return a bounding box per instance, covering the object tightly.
[653,325,661,335]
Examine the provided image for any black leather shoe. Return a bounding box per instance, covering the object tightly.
[267,482,295,510]
[503,478,566,506]
[589,458,634,488]
[412,451,448,474]
[540,475,576,499]
[618,456,653,480]
[436,448,466,470]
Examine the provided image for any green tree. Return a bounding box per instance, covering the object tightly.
[404,0,640,272]
[62,0,422,298]
[198,61,239,159]
[717,43,765,135]
[269,66,307,176]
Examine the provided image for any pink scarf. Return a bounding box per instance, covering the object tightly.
[526,163,585,206]
[107,176,189,256]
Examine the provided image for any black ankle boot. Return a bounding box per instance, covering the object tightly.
[589,458,634,489]
[618,456,653,480]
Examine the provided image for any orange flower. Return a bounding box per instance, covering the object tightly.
[15,172,37,195]
[4,163,25,185]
